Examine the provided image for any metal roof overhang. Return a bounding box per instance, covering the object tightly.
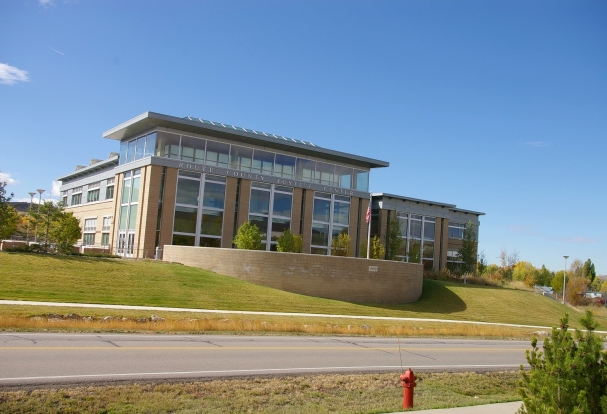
[102,112,389,170]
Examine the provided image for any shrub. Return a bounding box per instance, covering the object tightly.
[233,222,263,250]
[359,236,385,259]
[276,229,302,253]
[518,311,607,413]
[331,233,351,257]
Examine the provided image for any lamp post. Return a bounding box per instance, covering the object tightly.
[35,189,44,242]
[26,192,36,243]
[562,255,569,304]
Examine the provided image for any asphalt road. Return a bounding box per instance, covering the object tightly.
[0,333,530,386]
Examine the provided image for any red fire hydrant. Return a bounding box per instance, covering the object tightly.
[400,368,417,409]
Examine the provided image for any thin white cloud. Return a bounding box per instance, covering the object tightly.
[523,141,549,148]
[51,181,61,197]
[0,172,19,186]
[39,0,54,6]
[0,63,29,85]
[12,197,57,205]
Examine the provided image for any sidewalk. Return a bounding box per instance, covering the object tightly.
[391,401,522,413]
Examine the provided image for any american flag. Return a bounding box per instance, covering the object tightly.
[365,205,371,224]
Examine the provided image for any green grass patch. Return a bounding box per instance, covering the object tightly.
[0,371,520,413]
[0,252,602,329]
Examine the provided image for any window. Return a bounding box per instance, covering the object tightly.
[171,170,226,248]
[248,182,293,250]
[102,216,112,231]
[119,132,158,165]
[71,192,82,206]
[87,189,100,203]
[84,218,97,232]
[83,218,97,246]
[106,177,115,199]
[144,129,370,192]
[311,192,350,256]
[101,233,110,247]
[82,233,95,246]
[117,169,141,256]
[448,222,465,239]
[390,213,436,268]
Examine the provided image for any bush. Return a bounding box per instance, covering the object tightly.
[276,229,302,253]
[330,233,351,257]
[359,236,385,259]
[518,311,607,413]
[233,222,263,250]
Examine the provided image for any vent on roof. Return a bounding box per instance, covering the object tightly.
[109,152,119,158]
[75,165,86,171]
[89,159,103,166]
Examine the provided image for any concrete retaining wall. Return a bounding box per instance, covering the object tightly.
[163,246,423,304]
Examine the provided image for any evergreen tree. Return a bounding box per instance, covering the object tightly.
[457,220,477,274]
[385,212,403,261]
[518,311,607,414]
[583,259,597,284]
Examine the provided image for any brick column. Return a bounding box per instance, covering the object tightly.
[440,218,449,270]
[236,180,251,229]
[158,167,178,249]
[221,177,238,248]
[291,187,303,235]
[301,189,314,254]
[358,197,370,258]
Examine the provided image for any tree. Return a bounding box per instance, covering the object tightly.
[583,259,597,284]
[331,232,351,257]
[233,221,263,250]
[50,212,81,254]
[0,176,19,240]
[477,250,487,275]
[360,235,386,260]
[566,277,590,306]
[457,220,477,274]
[276,229,302,253]
[384,212,403,261]
[512,261,541,287]
[570,259,584,279]
[551,270,569,295]
[29,201,81,254]
[537,265,553,287]
[518,311,607,414]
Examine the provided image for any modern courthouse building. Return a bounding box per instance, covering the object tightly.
[58,112,483,271]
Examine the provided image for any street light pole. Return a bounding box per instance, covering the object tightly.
[26,192,36,243]
[35,189,44,243]
[562,255,569,305]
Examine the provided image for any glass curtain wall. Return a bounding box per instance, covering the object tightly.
[117,169,141,257]
[171,171,226,247]
[395,213,435,269]
[248,182,293,250]
[119,131,370,192]
[311,193,350,255]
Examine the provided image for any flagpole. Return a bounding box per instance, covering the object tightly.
[366,193,372,259]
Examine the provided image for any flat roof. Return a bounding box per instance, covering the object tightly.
[371,192,485,216]
[103,112,389,169]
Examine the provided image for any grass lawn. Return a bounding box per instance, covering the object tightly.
[0,371,521,413]
[0,252,602,330]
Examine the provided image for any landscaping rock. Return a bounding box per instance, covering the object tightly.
[150,315,165,322]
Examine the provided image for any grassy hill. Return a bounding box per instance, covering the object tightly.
[0,252,601,329]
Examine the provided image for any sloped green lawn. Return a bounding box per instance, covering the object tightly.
[0,252,599,329]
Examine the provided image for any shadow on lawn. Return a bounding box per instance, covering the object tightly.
[358,279,468,315]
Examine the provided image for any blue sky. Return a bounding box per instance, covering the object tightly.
[1,0,605,274]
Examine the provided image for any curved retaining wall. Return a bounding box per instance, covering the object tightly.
[163,246,423,304]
